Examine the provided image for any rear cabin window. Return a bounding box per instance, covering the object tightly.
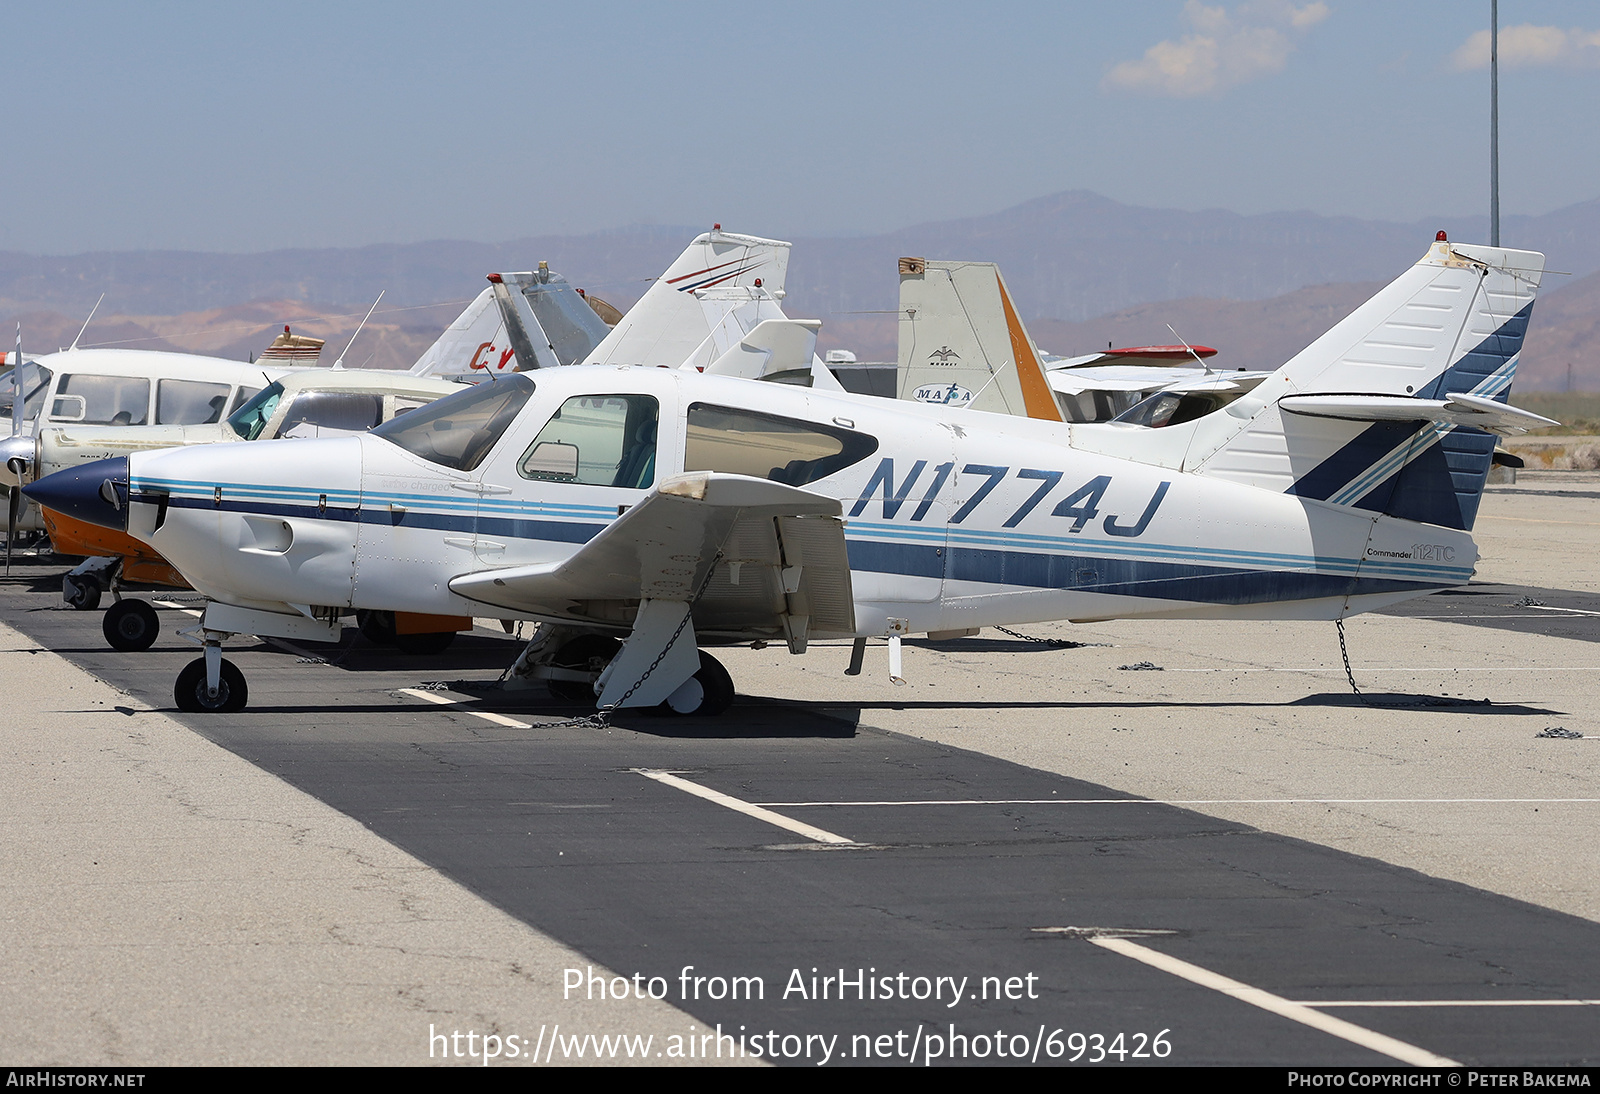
[156,379,232,425]
[371,373,534,471]
[52,374,150,425]
[683,403,878,486]
[518,394,658,488]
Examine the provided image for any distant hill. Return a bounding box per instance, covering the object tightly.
[5,189,1596,388]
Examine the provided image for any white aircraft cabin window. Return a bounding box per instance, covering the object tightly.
[518,394,658,489]
[683,403,879,487]
[1113,390,1235,429]
[275,391,384,438]
[370,373,534,471]
[156,379,232,425]
[52,374,150,425]
[228,382,285,440]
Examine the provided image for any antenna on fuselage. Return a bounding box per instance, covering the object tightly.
[333,291,384,370]
[1166,323,1213,375]
[69,294,106,351]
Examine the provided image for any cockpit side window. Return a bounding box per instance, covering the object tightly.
[519,395,658,488]
[684,403,879,486]
[1112,390,1230,429]
[53,374,150,425]
[227,382,285,440]
[371,373,534,471]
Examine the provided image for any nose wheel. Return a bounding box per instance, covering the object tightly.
[174,654,248,713]
[103,598,161,651]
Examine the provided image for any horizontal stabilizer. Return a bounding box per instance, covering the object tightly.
[1279,392,1557,434]
[702,318,822,381]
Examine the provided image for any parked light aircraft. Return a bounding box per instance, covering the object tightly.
[894,257,1275,425]
[27,234,1558,715]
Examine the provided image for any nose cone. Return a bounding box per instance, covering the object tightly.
[23,456,130,531]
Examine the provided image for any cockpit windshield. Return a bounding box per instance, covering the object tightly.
[228,381,285,440]
[371,374,534,471]
[0,363,55,423]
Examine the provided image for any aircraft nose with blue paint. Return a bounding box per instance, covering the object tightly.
[23,456,130,531]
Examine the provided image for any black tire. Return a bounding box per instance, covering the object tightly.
[356,609,397,646]
[103,599,160,651]
[545,635,621,703]
[660,650,735,717]
[394,629,456,655]
[64,574,101,612]
[174,657,248,713]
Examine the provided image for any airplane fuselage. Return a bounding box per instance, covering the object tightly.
[119,365,1474,639]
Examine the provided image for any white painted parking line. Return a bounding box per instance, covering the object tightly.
[634,769,857,845]
[152,599,203,617]
[1086,934,1459,1067]
[1294,999,1600,1008]
[756,797,1600,807]
[1526,605,1600,617]
[397,687,533,729]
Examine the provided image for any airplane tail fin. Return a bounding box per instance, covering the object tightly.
[1187,236,1546,532]
[896,259,1063,422]
[582,229,795,371]
[409,287,507,377]
[488,262,613,370]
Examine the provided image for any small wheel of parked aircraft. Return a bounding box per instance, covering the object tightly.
[356,609,397,646]
[545,634,621,703]
[174,657,248,713]
[660,650,735,717]
[103,598,161,651]
[64,574,101,612]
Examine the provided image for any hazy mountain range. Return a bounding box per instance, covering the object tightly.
[4,190,1596,390]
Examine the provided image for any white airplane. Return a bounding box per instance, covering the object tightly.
[895,257,1274,424]
[26,234,1557,716]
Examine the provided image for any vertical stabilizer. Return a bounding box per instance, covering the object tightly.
[583,229,795,371]
[409,287,509,377]
[896,259,1063,422]
[1180,237,1545,531]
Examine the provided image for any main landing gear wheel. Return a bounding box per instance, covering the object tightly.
[660,651,734,717]
[64,574,101,611]
[357,609,457,654]
[545,635,621,703]
[103,598,160,651]
[357,609,397,645]
[174,657,248,713]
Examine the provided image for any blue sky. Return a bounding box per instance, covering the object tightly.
[4,1,1597,253]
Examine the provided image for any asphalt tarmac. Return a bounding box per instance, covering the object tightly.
[3,473,1597,1067]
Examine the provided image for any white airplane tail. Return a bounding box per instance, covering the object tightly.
[895,259,1064,422]
[409,287,507,377]
[582,229,796,372]
[1076,235,1546,532]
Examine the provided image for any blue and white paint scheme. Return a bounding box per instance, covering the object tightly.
[26,237,1552,715]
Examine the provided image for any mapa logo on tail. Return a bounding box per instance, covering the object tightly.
[913,382,974,407]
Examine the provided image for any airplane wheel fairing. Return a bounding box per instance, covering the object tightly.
[661,651,734,717]
[394,630,456,655]
[64,574,101,612]
[546,635,621,704]
[174,657,248,713]
[103,599,160,651]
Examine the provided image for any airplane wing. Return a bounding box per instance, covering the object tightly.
[1278,391,1557,434]
[448,471,855,645]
